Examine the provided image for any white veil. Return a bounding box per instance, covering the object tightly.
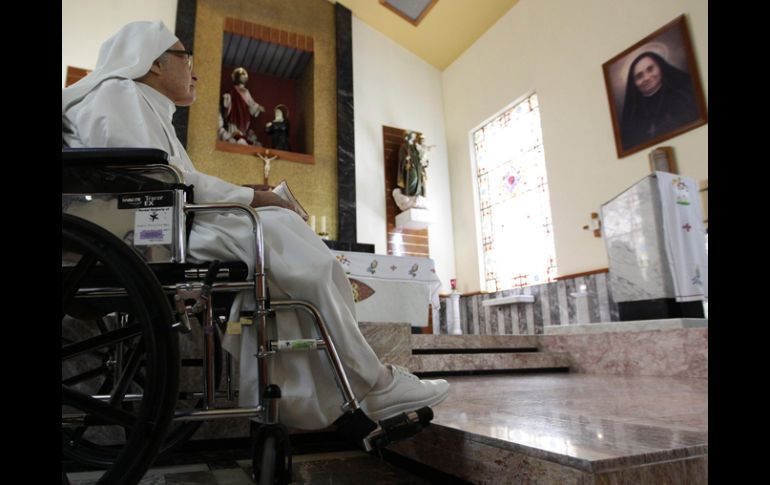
[62,20,178,115]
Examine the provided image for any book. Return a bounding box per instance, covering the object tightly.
[272,180,309,221]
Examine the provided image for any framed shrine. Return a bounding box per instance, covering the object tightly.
[216,18,315,167]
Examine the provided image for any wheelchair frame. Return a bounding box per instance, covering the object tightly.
[62,148,431,485]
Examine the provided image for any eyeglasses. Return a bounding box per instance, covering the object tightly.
[165,49,193,70]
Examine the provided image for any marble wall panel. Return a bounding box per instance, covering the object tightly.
[538,328,708,378]
[594,455,707,485]
[358,322,411,367]
[440,273,620,335]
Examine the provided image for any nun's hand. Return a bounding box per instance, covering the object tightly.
[250,190,296,212]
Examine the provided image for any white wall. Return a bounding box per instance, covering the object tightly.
[352,17,456,292]
[62,0,178,87]
[442,0,708,293]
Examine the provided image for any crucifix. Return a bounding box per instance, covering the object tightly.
[255,150,278,186]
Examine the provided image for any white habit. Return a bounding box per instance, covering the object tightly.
[62,22,383,429]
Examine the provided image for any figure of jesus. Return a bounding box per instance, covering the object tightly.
[220,67,265,146]
[256,152,278,185]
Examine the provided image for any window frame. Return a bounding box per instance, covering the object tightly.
[468,91,557,292]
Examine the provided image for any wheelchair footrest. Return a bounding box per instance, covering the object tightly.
[334,408,378,446]
[362,406,434,452]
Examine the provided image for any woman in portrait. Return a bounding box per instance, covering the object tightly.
[620,51,699,151]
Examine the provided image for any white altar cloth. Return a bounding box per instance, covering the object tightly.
[330,251,441,328]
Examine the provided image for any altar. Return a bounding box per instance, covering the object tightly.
[330,251,441,331]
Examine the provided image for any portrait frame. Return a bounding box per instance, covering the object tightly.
[648,146,677,174]
[602,15,708,158]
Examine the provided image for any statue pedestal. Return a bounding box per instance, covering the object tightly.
[447,292,462,335]
[396,208,433,230]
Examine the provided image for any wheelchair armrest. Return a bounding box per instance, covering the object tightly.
[62,148,183,192]
[62,147,169,167]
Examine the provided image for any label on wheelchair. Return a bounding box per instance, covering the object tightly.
[118,191,174,209]
[134,207,173,245]
[63,188,184,263]
[115,191,175,246]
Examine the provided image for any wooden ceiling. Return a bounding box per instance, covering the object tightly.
[335,0,519,70]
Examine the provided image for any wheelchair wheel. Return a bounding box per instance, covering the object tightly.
[62,214,179,485]
[61,316,214,465]
[62,274,224,463]
[252,424,291,485]
[256,436,277,485]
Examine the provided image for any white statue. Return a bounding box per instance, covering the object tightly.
[256,152,277,185]
[392,187,428,212]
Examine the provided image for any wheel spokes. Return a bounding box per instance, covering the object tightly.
[110,339,145,407]
[62,365,108,386]
[62,325,142,361]
[62,253,98,311]
[64,376,115,442]
[62,386,137,428]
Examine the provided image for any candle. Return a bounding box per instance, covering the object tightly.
[309,215,316,233]
[320,216,327,234]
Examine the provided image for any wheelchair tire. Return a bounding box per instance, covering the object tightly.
[62,214,180,485]
[256,435,277,485]
[252,423,291,485]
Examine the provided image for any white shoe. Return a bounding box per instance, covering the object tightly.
[361,364,450,422]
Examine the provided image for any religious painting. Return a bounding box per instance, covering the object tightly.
[602,15,708,158]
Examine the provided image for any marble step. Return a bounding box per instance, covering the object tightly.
[388,374,708,485]
[359,324,566,374]
[409,351,570,374]
[411,334,539,350]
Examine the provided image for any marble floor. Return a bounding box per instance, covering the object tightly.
[392,373,708,483]
[65,373,707,484]
[435,373,707,457]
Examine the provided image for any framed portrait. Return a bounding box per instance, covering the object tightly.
[602,15,708,158]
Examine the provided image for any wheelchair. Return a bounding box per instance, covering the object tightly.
[61,147,434,485]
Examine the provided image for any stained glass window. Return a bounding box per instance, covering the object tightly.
[472,93,557,292]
